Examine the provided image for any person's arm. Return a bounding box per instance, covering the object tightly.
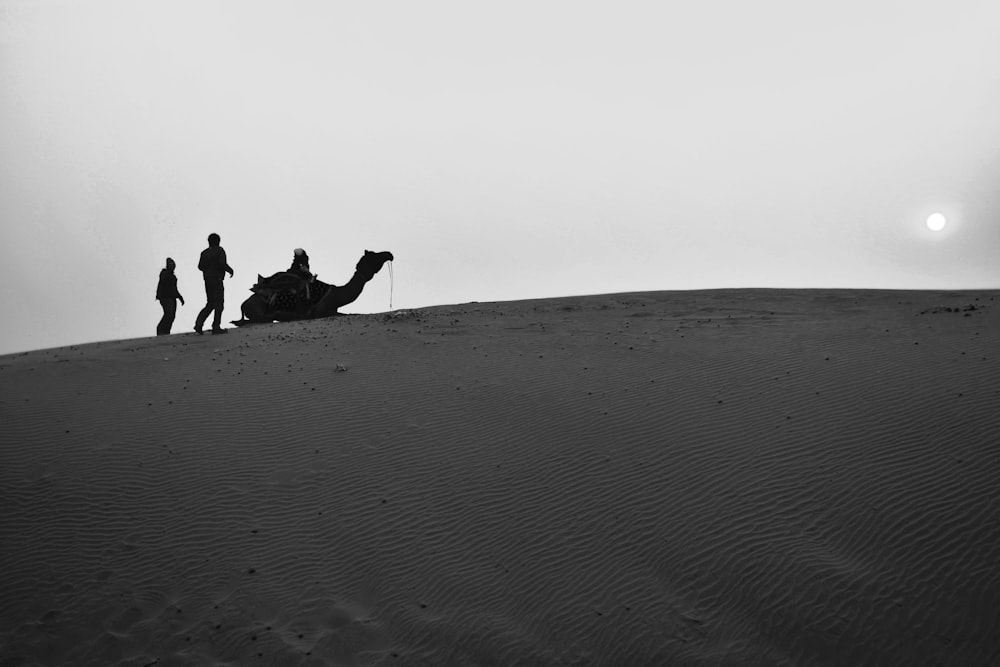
[221,249,234,277]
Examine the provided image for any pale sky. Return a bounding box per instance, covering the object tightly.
[2,0,998,354]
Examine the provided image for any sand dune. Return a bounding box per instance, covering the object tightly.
[2,289,999,666]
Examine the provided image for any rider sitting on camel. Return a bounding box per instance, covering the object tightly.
[288,248,315,300]
[289,248,314,281]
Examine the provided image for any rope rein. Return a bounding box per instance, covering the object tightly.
[388,261,393,311]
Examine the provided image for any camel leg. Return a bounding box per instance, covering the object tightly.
[238,294,273,323]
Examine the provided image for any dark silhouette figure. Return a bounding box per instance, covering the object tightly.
[236,250,393,324]
[194,233,234,335]
[155,257,184,335]
[288,248,313,280]
[286,248,315,302]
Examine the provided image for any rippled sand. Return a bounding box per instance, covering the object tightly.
[2,289,998,666]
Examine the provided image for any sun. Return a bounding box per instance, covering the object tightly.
[926,213,947,231]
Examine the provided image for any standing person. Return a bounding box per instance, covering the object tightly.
[155,257,185,335]
[194,233,234,335]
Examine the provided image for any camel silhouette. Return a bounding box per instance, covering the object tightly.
[234,250,394,324]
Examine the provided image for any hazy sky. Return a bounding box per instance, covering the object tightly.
[2,1,999,354]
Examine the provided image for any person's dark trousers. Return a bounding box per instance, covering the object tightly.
[157,299,176,335]
[195,278,225,332]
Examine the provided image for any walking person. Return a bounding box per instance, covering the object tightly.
[194,233,234,335]
[155,257,185,335]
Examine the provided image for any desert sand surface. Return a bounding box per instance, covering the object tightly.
[1,289,999,666]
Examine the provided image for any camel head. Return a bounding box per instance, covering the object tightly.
[356,250,394,279]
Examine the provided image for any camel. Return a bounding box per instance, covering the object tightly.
[234,250,394,325]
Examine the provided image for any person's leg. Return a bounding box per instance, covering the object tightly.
[208,280,225,331]
[195,280,212,332]
[212,291,224,330]
[164,298,177,333]
[158,299,176,335]
[157,300,170,335]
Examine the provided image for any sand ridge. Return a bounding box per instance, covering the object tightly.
[1,289,999,665]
